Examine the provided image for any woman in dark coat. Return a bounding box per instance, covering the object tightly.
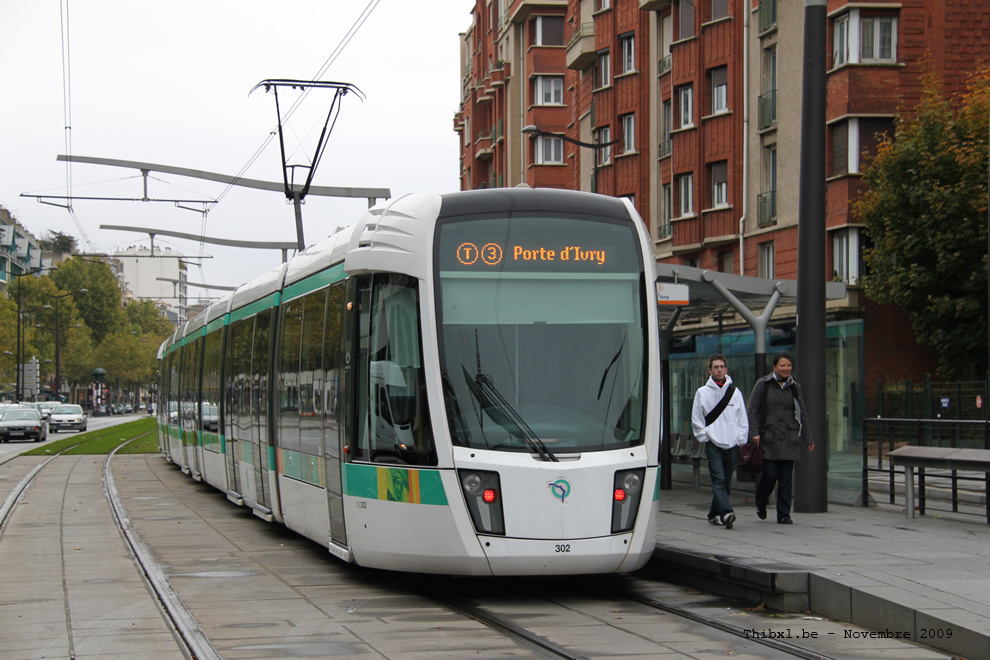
[747,352,815,524]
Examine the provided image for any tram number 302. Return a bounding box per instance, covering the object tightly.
[555,544,572,553]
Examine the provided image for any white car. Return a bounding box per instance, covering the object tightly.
[49,404,88,433]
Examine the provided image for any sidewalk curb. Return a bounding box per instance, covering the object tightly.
[646,543,990,659]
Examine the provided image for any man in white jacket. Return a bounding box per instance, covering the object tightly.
[691,354,750,529]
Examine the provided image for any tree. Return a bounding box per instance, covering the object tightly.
[855,67,990,378]
[40,231,78,254]
[49,257,122,344]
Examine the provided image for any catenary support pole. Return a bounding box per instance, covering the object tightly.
[795,0,829,513]
[659,307,681,490]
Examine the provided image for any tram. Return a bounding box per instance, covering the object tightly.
[157,187,662,575]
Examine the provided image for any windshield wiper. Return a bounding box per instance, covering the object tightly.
[461,366,558,462]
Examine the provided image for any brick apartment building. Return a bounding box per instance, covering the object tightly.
[454,0,989,496]
[454,0,987,362]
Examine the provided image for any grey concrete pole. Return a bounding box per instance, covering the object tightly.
[794,0,829,513]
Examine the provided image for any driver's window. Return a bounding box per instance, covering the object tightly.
[361,274,437,466]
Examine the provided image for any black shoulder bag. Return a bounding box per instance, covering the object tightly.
[704,384,737,426]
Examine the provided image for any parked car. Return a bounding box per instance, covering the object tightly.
[49,404,88,433]
[0,409,48,443]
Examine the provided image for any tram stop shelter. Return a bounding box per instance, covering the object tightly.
[654,263,848,490]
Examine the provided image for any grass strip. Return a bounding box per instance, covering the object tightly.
[23,417,159,456]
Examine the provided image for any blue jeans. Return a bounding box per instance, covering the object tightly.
[705,442,739,519]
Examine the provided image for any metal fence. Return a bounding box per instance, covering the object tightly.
[863,377,990,519]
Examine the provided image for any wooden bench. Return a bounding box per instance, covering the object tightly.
[887,446,990,523]
[670,433,706,487]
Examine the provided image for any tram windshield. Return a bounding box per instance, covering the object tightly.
[435,212,647,454]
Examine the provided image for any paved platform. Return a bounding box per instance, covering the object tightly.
[650,477,990,659]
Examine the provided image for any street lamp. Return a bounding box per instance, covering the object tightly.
[47,289,87,402]
[522,124,620,194]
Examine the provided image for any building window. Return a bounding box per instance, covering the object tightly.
[533,16,564,46]
[833,228,861,284]
[758,241,775,279]
[861,16,897,62]
[833,14,849,66]
[678,0,695,39]
[859,117,894,165]
[678,173,694,216]
[597,50,611,89]
[711,161,728,208]
[712,0,729,21]
[534,76,564,105]
[660,99,672,157]
[596,0,610,10]
[710,66,728,114]
[596,126,612,165]
[720,250,734,274]
[620,33,635,73]
[833,12,897,67]
[759,145,777,227]
[622,114,635,154]
[660,183,672,238]
[830,120,849,176]
[679,85,694,127]
[534,135,564,164]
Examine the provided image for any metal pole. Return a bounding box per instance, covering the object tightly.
[794,0,828,513]
[16,281,22,401]
[54,297,61,402]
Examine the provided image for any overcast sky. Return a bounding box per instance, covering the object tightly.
[0,1,471,297]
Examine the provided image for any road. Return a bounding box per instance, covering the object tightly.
[0,413,150,463]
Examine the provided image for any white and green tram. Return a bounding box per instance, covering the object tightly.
[157,187,662,575]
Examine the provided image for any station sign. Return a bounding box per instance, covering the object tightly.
[656,282,690,306]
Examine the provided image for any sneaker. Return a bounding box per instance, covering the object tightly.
[708,516,722,526]
[778,516,793,525]
[721,512,736,529]
[756,504,767,520]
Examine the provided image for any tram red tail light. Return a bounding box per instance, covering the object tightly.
[611,468,645,533]
[458,469,505,536]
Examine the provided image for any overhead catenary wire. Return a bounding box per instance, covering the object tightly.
[59,0,94,251]
[214,0,382,205]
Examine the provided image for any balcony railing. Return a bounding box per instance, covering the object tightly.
[659,139,672,159]
[759,0,777,33]
[758,90,777,130]
[757,190,777,228]
[658,54,671,76]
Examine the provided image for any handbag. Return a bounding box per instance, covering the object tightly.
[738,439,763,472]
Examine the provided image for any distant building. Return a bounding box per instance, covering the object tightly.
[113,246,188,323]
[0,205,46,295]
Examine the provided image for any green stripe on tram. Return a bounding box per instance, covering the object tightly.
[206,316,227,333]
[344,463,449,505]
[228,292,280,323]
[282,263,347,303]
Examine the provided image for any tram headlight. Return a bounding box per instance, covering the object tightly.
[457,469,505,536]
[611,468,646,534]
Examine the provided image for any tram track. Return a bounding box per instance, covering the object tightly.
[0,430,219,660]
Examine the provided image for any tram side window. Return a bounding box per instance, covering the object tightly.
[324,283,344,434]
[226,317,253,442]
[277,299,304,452]
[169,347,180,425]
[299,289,328,456]
[252,310,272,439]
[180,337,203,436]
[359,274,436,466]
[201,329,223,450]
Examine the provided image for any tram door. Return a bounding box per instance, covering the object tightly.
[332,277,370,546]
